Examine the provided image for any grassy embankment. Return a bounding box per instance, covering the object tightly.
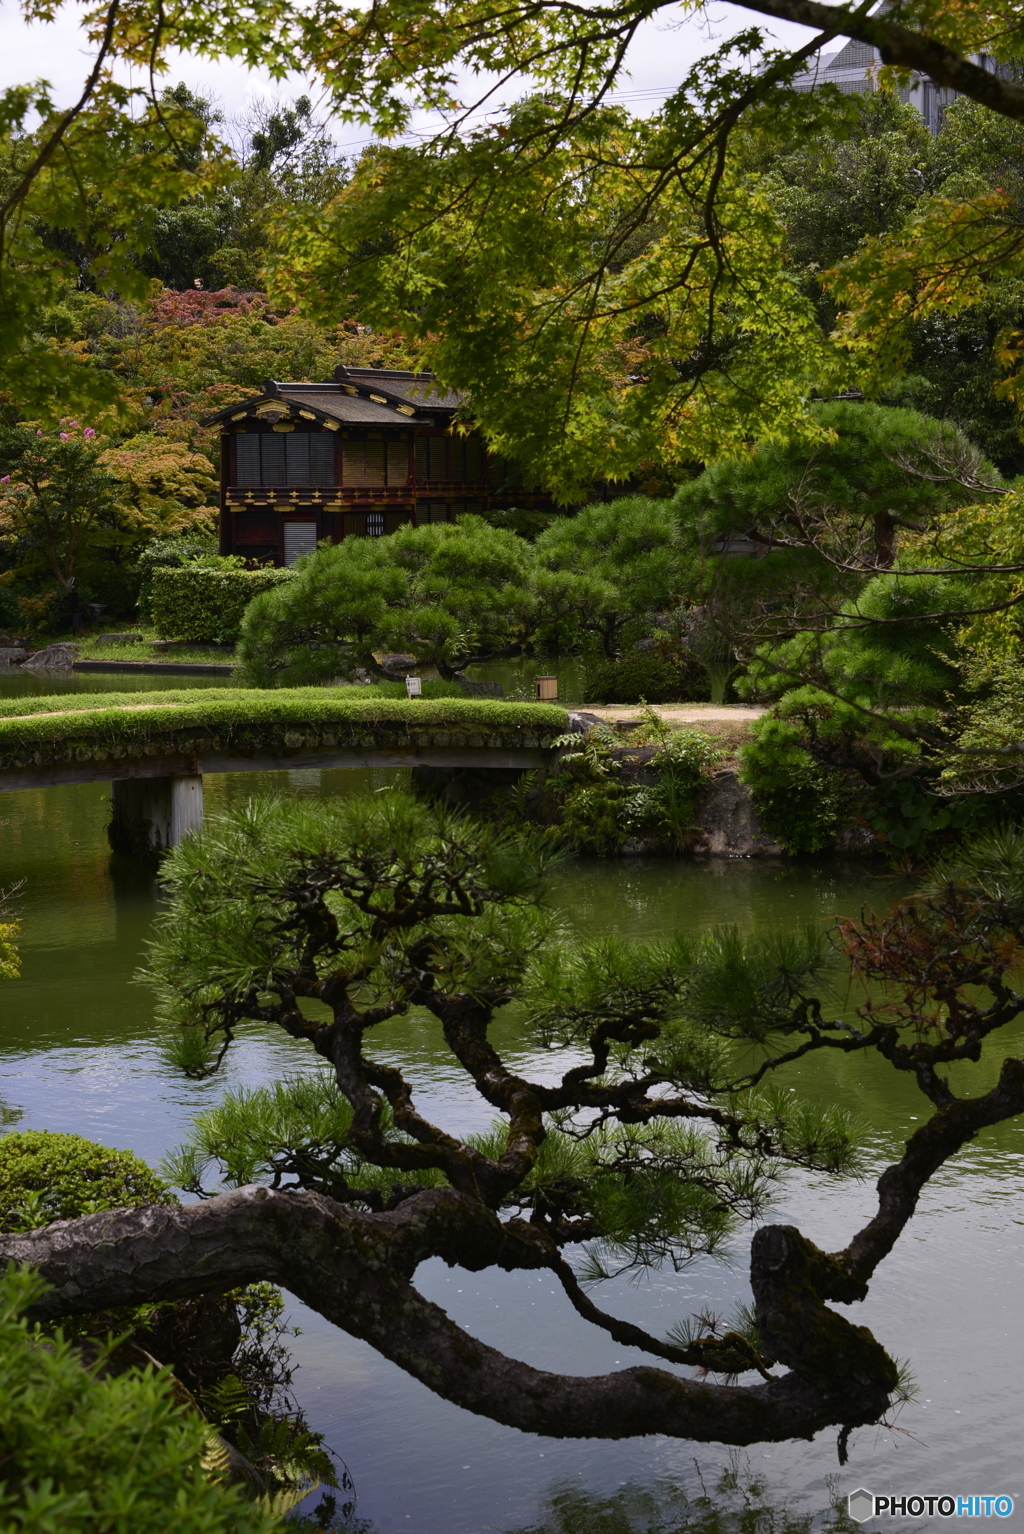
[0,690,569,760]
[67,630,236,667]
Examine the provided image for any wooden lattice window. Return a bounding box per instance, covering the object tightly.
[234,432,336,487]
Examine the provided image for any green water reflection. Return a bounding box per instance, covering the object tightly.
[0,766,1022,1532]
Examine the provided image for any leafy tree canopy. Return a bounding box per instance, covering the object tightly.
[249,0,1024,490]
[742,568,975,752]
[672,400,1002,571]
[0,422,123,588]
[534,497,694,659]
[239,516,542,683]
[0,61,226,419]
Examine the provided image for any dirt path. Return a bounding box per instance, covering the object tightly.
[576,703,765,749]
[581,704,765,724]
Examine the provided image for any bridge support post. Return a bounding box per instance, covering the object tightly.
[108,775,204,857]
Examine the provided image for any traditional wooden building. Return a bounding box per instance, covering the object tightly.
[206,366,543,565]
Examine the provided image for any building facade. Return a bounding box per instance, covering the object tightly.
[206,365,544,565]
[790,37,1005,134]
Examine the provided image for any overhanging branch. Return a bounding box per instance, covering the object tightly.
[732,0,1024,120]
[0,1181,891,1445]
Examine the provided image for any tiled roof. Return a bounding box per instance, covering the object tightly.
[202,380,438,428]
[201,367,466,427]
[339,368,463,411]
[279,387,419,425]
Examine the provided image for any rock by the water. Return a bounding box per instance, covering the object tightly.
[0,648,27,666]
[379,653,418,676]
[22,642,80,671]
[694,768,783,857]
[566,711,603,733]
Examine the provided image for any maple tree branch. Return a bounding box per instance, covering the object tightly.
[0,0,120,230]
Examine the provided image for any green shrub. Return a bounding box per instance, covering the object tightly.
[739,716,850,854]
[0,1136,343,1522]
[0,1264,282,1534]
[151,567,294,644]
[622,727,725,846]
[0,1130,175,1231]
[582,651,710,704]
[542,718,723,853]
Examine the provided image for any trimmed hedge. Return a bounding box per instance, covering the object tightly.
[150,567,294,645]
[0,689,568,765]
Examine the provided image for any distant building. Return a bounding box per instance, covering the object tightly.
[205,367,548,565]
[790,38,1006,134]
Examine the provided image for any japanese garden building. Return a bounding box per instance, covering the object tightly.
[206,366,541,565]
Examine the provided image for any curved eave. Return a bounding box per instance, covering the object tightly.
[200,393,432,430]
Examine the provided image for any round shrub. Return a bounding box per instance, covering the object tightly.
[0,1130,175,1230]
[583,651,711,704]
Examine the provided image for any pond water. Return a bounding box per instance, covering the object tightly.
[0,677,1021,1532]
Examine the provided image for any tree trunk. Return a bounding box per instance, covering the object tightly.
[0,1183,895,1446]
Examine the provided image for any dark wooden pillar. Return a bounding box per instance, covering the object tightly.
[218,428,231,556]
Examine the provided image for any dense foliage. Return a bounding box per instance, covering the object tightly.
[534,499,692,659]
[240,518,548,683]
[671,401,1000,571]
[525,719,725,854]
[0,1266,282,1534]
[0,1132,343,1526]
[582,652,710,705]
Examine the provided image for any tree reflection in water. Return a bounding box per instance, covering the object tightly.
[507,1458,858,1534]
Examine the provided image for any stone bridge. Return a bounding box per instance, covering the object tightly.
[0,695,569,855]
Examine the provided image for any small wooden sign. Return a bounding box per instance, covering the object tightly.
[535,676,558,701]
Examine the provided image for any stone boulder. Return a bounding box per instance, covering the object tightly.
[0,648,26,666]
[22,642,80,670]
[378,652,418,676]
[694,768,783,857]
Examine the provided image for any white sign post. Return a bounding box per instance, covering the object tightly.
[405,676,423,697]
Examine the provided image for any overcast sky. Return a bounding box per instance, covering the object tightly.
[0,0,822,153]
